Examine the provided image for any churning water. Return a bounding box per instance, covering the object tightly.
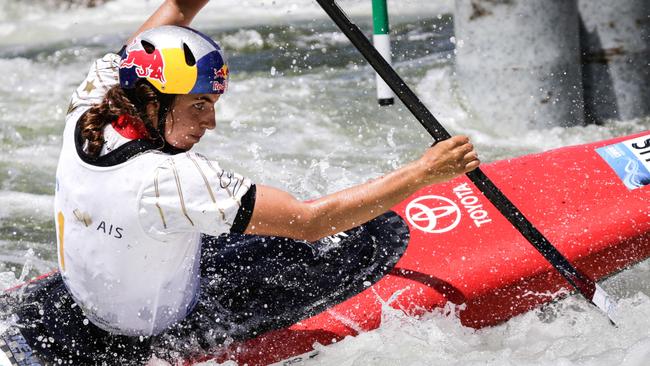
[0,0,648,365]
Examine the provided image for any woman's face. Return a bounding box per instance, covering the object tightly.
[164,93,220,150]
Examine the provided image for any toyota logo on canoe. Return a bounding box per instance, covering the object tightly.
[405,195,461,233]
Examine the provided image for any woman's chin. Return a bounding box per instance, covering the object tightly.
[168,137,199,150]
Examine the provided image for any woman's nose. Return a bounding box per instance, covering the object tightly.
[203,113,216,130]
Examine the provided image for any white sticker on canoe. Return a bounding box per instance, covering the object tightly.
[596,134,650,190]
[406,195,462,233]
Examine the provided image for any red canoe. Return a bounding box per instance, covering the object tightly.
[195,131,650,365]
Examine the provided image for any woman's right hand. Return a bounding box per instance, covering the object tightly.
[416,135,480,185]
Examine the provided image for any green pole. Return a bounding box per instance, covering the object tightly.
[372,0,390,35]
[371,0,394,105]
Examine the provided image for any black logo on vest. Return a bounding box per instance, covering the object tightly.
[96,221,124,239]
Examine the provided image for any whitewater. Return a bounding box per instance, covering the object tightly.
[0,1,648,365]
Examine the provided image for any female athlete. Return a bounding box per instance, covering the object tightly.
[12,0,479,364]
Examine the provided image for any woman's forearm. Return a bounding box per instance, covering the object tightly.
[128,0,210,43]
[304,161,426,239]
[248,161,425,241]
[247,136,479,241]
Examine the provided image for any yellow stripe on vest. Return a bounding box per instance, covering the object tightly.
[57,211,65,271]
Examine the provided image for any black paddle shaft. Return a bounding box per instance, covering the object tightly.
[315,0,597,301]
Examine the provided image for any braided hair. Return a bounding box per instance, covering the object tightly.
[79,81,176,157]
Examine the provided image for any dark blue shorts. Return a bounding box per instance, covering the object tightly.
[1,212,409,365]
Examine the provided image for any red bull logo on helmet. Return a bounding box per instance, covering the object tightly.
[212,65,228,92]
[120,47,167,85]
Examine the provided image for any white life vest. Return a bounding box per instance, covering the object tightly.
[54,113,252,336]
[54,108,198,336]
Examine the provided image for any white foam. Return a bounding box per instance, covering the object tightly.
[298,278,650,366]
[220,30,265,51]
[0,191,53,221]
[0,0,454,47]
[181,259,650,366]
[0,1,648,364]
[414,66,650,161]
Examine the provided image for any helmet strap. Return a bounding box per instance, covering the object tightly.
[123,81,188,155]
[154,92,188,155]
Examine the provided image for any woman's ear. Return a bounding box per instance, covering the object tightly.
[164,99,177,136]
[145,102,160,129]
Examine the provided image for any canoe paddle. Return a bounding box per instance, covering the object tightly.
[314,0,618,324]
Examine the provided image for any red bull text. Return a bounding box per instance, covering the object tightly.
[212,65,228,92]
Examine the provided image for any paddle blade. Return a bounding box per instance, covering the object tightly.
[591,283,618,325]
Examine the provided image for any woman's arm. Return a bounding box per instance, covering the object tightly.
[245,135,480,241]
[127,0,210,43]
